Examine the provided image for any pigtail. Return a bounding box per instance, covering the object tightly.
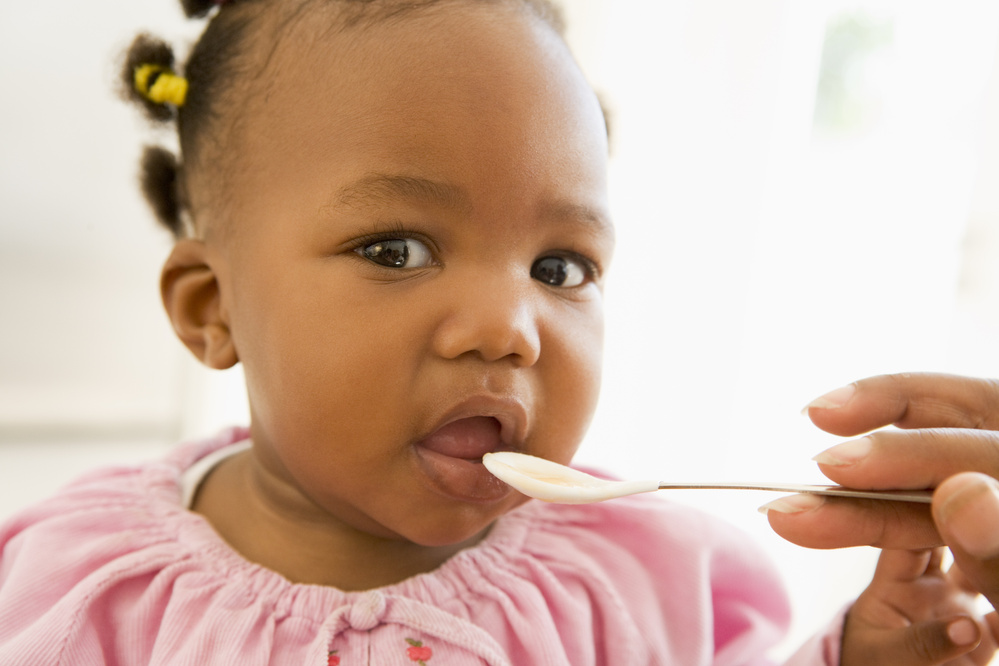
[140,146,185,238]
[121,33,180,122]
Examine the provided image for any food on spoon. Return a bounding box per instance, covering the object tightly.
[482,451,659,504]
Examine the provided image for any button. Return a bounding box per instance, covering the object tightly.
[345,592,386,631]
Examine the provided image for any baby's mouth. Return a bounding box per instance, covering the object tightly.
[417,416,503,461]
[414,415,513,502]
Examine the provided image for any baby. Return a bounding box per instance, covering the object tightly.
[0,0,994,664]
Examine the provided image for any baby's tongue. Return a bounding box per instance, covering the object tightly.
[419,417,501,460]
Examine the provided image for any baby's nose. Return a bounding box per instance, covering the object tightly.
[431,272,541,366]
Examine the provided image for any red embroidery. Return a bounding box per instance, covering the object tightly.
[405,638,433,664]
[327,650,340,666]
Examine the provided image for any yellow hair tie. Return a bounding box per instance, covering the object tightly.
[134,64,188,107]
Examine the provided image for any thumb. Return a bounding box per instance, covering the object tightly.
[934,473,999,609]
[845,617,981,666]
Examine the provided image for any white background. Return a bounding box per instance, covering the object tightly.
[3,0,999,659]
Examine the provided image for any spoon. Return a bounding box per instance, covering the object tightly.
[482,451,934,505]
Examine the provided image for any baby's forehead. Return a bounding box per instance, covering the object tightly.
[229,1,561,137]
[232,2,595,155]
[243,5,602,207]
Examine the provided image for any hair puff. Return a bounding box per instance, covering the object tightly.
[121,33,178,123]
[140,145,184,237]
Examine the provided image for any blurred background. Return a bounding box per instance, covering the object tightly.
[3,0,999,658]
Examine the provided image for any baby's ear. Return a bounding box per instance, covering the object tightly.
[160,239,238,369]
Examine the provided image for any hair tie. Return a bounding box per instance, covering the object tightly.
[134,64,188,107]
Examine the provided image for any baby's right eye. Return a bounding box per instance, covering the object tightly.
[357,238,433,268]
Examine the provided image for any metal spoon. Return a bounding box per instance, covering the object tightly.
[482,451,933,505]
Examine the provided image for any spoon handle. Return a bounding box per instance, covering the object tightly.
[656,482,933,503]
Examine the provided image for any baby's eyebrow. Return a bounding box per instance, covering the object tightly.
[325,173,614,239]
[538,200,614,239]
[330,174,472,214]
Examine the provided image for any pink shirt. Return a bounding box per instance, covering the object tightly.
[0,428,841,665]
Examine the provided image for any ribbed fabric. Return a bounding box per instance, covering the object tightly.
[0,428,842,665]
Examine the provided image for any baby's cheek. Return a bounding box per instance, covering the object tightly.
[542,323,603,443]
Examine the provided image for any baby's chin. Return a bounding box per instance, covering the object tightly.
[386,498,524,551]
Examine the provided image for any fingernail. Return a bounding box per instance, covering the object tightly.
[947,618,978,646]
[940,478,999,559]
[812,437,872,466]
[801,384,856,414]
[758,494,825,515]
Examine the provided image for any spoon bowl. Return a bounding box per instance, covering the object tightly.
[483,451,659,503]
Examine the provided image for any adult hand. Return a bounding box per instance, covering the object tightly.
[765,373,999,612]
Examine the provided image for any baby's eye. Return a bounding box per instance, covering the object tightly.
[531,255,589,288]
[358,238,433,268]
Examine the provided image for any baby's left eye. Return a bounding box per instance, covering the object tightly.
[530,256,589,288]
[358,238,433,268]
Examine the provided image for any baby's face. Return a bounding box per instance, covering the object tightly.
[214,3,612,546]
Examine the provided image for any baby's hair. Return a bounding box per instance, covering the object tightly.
[182,0,231,19]
[121,0,573,239]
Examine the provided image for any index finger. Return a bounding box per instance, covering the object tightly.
[803,373,999,437]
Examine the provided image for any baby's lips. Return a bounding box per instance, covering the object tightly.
[424,394,530,453]
[418,416,502,459]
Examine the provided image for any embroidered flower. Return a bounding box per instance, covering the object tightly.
[405,638,433,664]
[327,650,340,666]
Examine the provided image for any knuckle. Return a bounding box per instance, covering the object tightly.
[869,501,940,550]
[882,373,916,423]
[910,428,944,447]
[866,501,897,549]
[973,379,999,428]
